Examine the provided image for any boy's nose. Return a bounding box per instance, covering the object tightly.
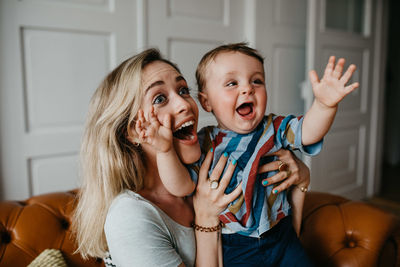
[241,85,254,95]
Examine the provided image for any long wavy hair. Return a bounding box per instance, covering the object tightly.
[71,48,181,258]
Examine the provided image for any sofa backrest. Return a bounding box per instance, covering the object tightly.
[0,190,103,267]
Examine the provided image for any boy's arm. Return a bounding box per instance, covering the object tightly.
[136,108,195,197]
[302,56,359,145]
[156,150,195,197]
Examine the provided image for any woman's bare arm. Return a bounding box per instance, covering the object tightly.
[192,149,242,267]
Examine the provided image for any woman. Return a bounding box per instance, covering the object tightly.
[71,48,310,266]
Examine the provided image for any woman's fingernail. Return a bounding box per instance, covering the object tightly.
[273,189,278,194]
[223,152,228,157]
[262,180,268,186]
[210,147,213,152]
[232,159,237,165]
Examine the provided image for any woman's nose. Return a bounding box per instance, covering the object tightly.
[174,96,191,114]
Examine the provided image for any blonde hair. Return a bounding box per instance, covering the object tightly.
[71,48,181,258]
[195,42,264,94]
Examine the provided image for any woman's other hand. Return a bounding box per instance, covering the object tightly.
[258,149,310,194]
[193,149,242,226]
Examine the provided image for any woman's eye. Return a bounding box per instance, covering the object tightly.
[226,81,237,87]
[179,87,190,96]
[153,94,167,105]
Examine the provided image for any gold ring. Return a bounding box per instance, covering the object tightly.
[210,180,219,189]
[278,161,288,172]
[286,170,292,178]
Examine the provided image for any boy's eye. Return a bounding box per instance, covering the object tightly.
[153,94,167,105]
[253,79,264,85]
[226,81,237,87]
[179,87,190,96]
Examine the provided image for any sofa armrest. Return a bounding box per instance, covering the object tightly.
[301,191,400,267]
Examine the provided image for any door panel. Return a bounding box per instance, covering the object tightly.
[0,0,137,200]
[305,0,375,199]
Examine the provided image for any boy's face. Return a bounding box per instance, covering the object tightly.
[199,51,267,134]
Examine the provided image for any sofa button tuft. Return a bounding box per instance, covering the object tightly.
[1,231,11,244]
[347,240,356,248]
[60,219,69,229]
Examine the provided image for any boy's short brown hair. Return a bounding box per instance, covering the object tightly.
[195,42,264,93]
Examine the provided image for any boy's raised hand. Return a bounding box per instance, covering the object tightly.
[309,56,359,108]
[135,106,173,153]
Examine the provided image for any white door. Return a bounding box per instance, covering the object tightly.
[0,0,249,200]
[0,0,137,200]
[253,0,308,117]
[304,0,381,199]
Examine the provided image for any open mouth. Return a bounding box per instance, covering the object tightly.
[236,102,254,117]
[173,121,196,140]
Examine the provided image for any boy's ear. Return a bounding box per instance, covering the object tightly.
[198,92,212,112]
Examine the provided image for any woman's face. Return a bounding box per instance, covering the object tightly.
[140,60,201,164]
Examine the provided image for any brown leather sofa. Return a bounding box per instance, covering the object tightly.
[0,190,399,267]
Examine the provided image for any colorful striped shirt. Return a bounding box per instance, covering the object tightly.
[188,114,322,237]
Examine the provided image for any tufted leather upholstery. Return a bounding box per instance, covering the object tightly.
[0,190,399,267]
[301,192,400,267]
[0,190,103,267]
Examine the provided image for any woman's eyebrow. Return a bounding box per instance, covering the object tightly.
[176,75,186,82]
[145,75,186,94]
[145,80,164,94]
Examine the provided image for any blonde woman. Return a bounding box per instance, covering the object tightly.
[72,48,310,266]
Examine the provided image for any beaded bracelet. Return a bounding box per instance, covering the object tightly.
[191,221,224,232]
[297,185,308,193]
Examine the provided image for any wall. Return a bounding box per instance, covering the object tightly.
[383,0,400,165]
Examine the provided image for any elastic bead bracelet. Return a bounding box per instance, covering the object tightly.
[297,185,308,193]
[191,221,224,232]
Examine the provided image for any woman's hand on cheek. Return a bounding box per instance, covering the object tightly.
[259,149,310,194]
[135,107,173,153]
[193,149,242,226]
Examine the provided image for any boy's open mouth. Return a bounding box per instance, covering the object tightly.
[173,121,196,140]
[236,102,254,117]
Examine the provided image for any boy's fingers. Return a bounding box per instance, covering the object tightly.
[163,114,172,130]
[149,107,159,124]
[324,56,335,76]
[198,149,213,184]
[340,64,357,84]
[332,58,345,78]
[344,82,359,94]
[308,70,319,88]
[138,109,146,124]
[219,159,237,190]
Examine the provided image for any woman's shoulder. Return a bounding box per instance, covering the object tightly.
[107,190,160,219]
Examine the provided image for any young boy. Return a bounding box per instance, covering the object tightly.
[136,43,358,266]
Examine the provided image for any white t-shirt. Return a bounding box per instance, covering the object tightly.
[104,190,196,267]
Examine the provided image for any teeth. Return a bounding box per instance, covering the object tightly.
[176,120,194,131]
